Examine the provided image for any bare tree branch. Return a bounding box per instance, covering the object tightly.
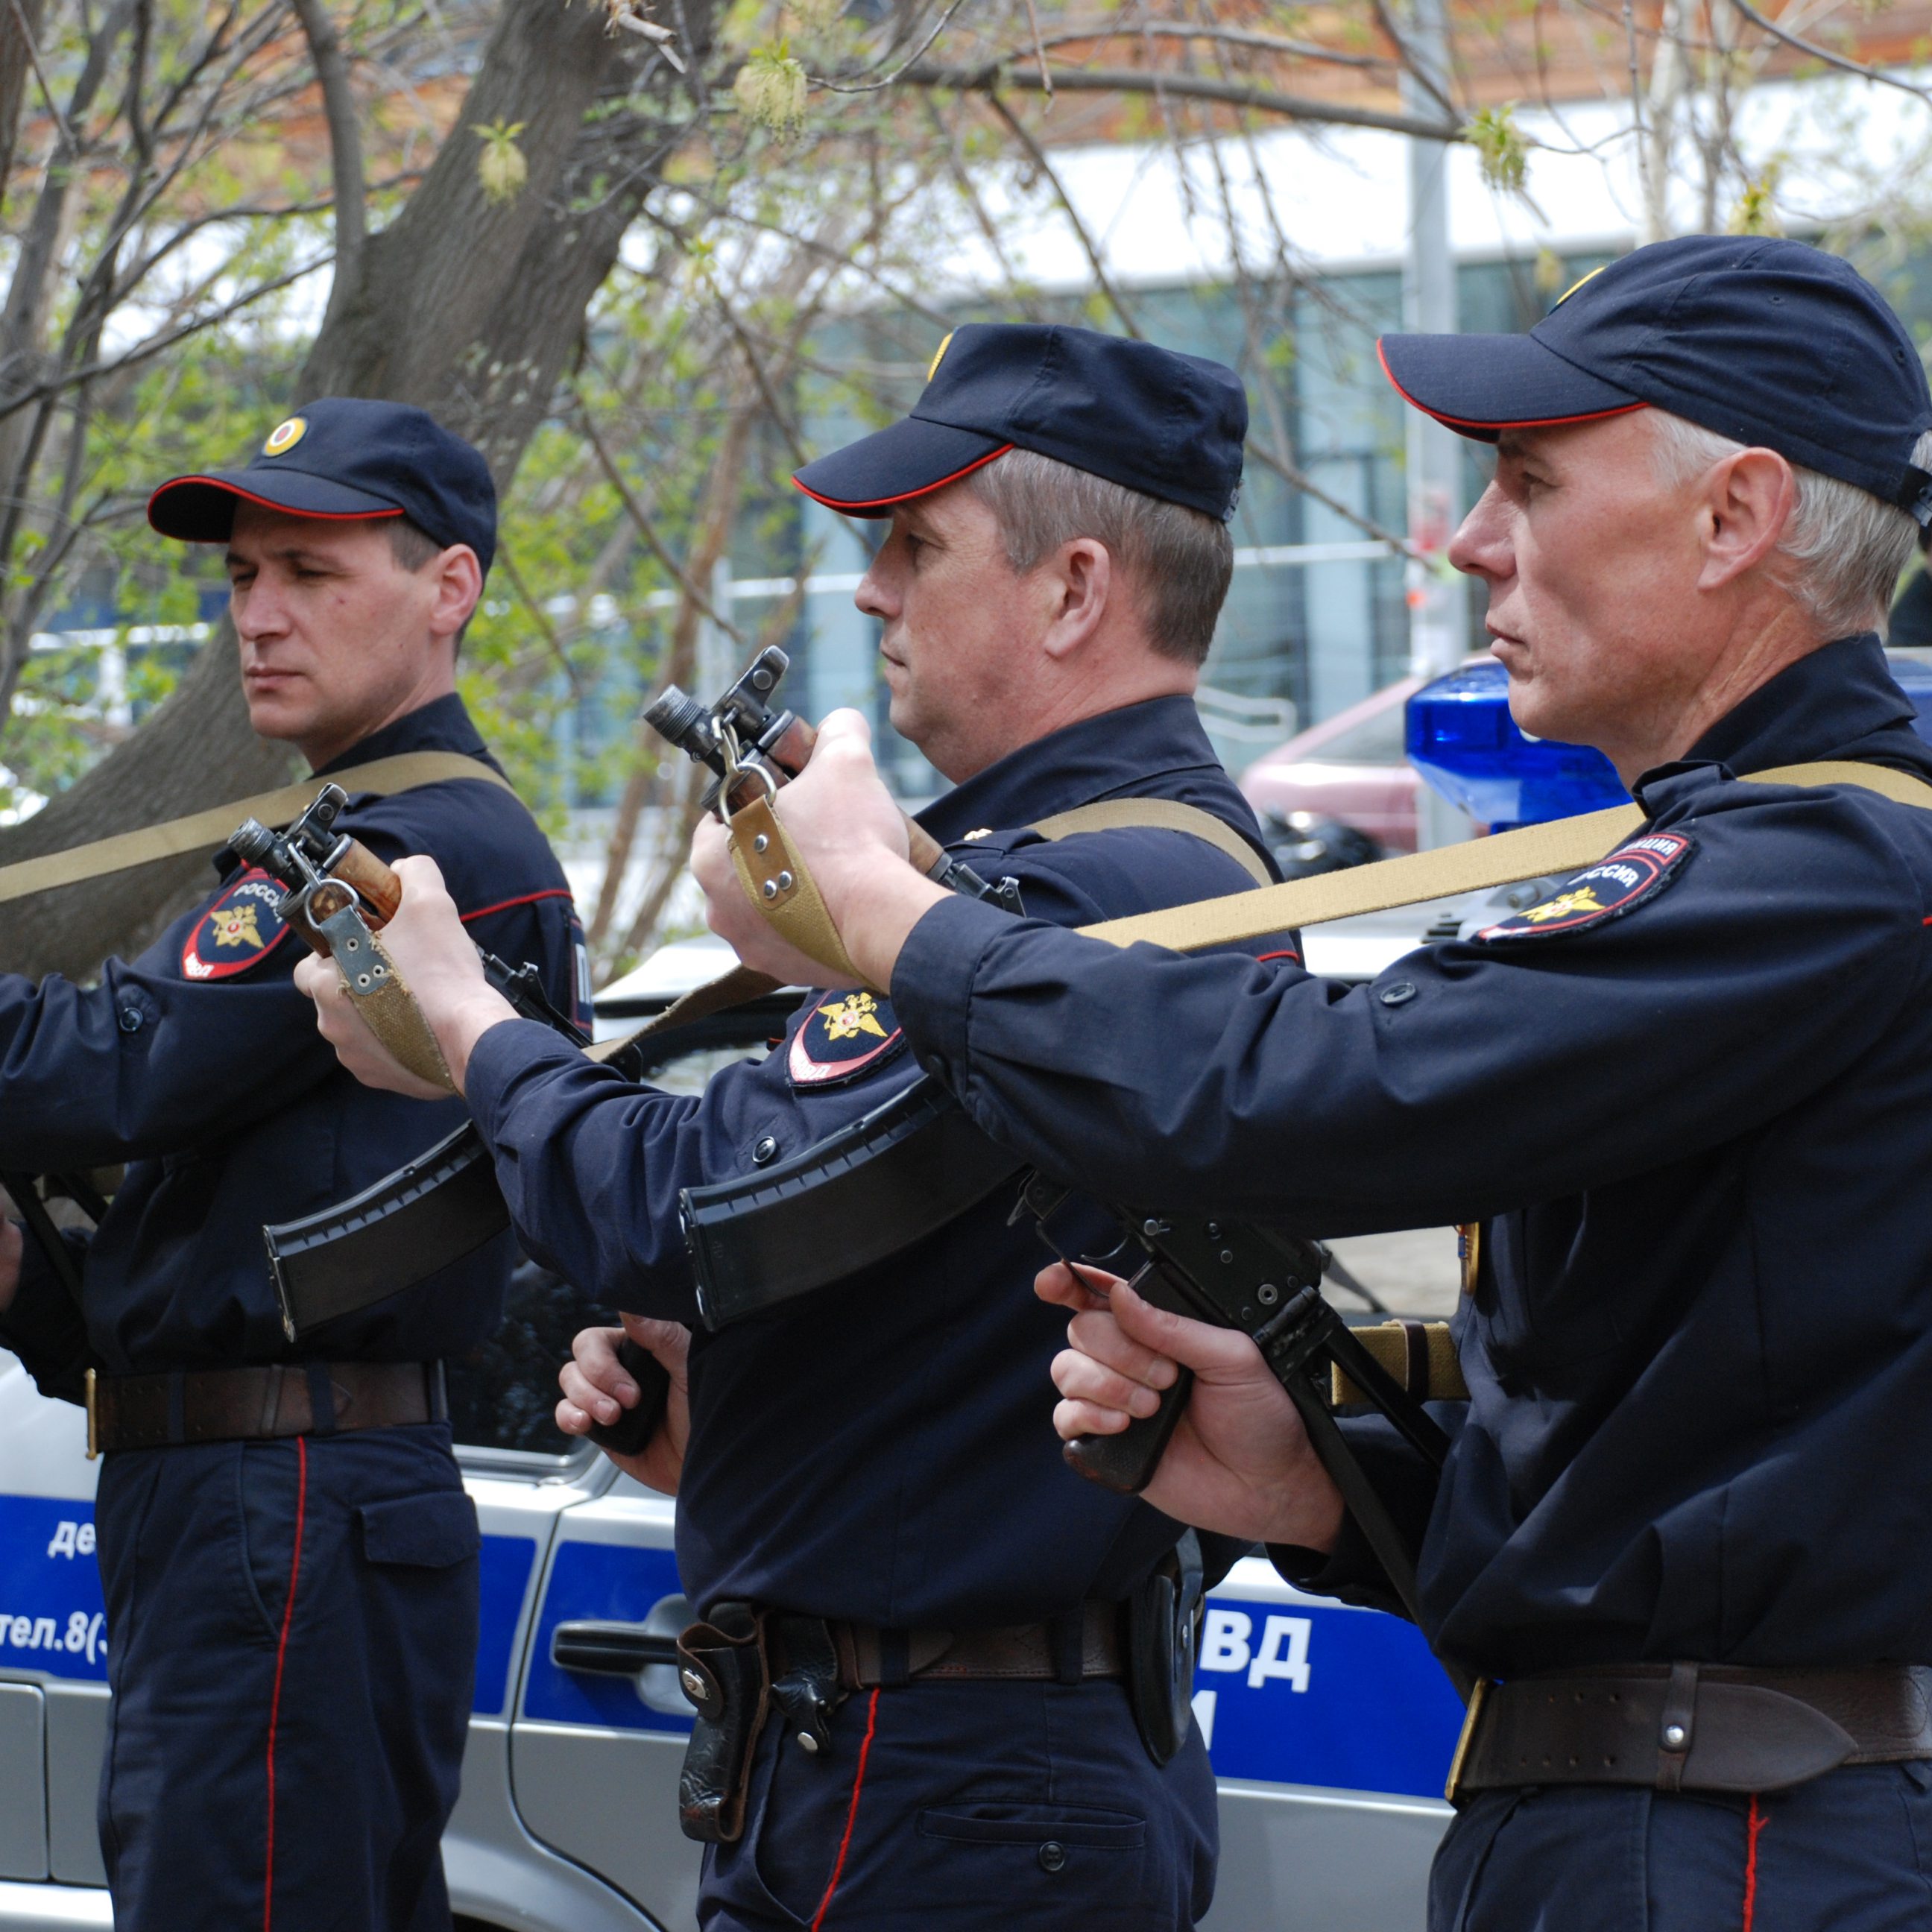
[289,0,368,335]
[894,60,1465,140]
[1727,0,1932,106]
[1035,17,1399,73]
[988,92,1143,336]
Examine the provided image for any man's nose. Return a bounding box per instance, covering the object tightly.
[1448,482,1512,581]
[233,576,285,641]
[854,558,896,621]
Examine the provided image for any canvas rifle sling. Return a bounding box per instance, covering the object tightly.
[0,751,517,908]
[265,760,1932,1339]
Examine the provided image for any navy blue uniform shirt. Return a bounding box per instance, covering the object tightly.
[462,695,1285,1626]
[886,637,1932,1676]
[0,693,585,1374]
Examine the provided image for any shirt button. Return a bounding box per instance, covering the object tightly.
[118,1006,144,1034]
[1378,982,1418,1007]
[752,1136,779,1166]
[1038,1841,1067,1874]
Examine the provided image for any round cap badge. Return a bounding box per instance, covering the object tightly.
[262,416,307,457]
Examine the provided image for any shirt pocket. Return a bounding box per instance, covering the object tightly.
[356,1490,479,1568]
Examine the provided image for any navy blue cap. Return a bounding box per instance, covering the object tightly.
[1379,236,1932,524]
[794,323,1248,522]
[148,398,497,572]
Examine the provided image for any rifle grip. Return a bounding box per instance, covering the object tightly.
[1064,1368,1195,1494]
[586,1336,672,1459]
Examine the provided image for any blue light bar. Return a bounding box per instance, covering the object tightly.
[1404,661,1625,829]
[1407,654,1932,830]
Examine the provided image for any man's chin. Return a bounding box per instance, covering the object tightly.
[243,692,318,748]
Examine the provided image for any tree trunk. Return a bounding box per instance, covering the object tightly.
[0,0,713,982]
[0,621,296,979]
[0,0,48,203]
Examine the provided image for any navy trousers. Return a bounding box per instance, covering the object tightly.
[698,1676,1219,1931]
[93,1422,480,1932]
[1434,1764,1932,1931]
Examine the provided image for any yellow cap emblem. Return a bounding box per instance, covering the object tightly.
[925,332,954,383]
[1554,265,1606,309]
[262,416,307,456]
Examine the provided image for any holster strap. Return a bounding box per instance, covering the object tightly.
[1452,1662,1932,1800]
[93,1360,446,1453]
[822,1601,1124,1688]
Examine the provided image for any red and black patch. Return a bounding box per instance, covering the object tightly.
[789,989,906,1088]
[181,868,291,980]
[1475,831,1693,941]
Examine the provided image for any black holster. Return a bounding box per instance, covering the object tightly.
[676,1603,770,1843]
[768,1614,848,1757]
[1126,1530,1206,1767]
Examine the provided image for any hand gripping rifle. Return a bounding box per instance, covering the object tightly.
[233,783,674,1455]
[233,783,585,1336]
[1012,1173,1464,1679]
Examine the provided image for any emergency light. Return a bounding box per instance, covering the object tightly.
[1405,661,1627,830]
[1407,654,1932,830]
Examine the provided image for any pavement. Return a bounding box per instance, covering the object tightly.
[1327,1227,1462,1319]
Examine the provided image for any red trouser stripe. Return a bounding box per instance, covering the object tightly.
[262,1436,308,1932]
[809,1688,880,1931]
[1741,1792,1767,1931]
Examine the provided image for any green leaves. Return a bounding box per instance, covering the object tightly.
[1467,104,1529,198]
[473,120,531,205]
[733,45,809,130]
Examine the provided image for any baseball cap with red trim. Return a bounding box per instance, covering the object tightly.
[1379,235,1932,525]
[793,323,1248,521]
[148,397,497,570]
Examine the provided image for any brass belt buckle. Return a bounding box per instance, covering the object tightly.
[1444,1676,1491,1805]
[84,1367,98,1462]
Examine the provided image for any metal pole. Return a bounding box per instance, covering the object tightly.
[1401,0,1473,847]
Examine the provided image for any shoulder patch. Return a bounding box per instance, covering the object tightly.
[789,989,906,1088]
[181,868,291,979]
[1475,831,1693,941]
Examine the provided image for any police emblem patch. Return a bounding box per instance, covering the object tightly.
[181,868,291,979]
[1475,831,1693,941]
[789,989,906,1087]
[262,416,306,456]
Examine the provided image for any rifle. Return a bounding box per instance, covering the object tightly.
[230,783,587,1044]
[645,645,1023,913]
[1011,1172,1460,1667]
[226,782,670,1453]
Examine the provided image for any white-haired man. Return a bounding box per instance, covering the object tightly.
[690,236,1932,1930]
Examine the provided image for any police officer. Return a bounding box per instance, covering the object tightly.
[298,326,1296,1928]
[0,399,584,1931]
[692,238,1932,1930]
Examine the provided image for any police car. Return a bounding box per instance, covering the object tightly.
[0,1328,1461,1931]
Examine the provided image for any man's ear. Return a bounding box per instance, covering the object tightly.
[429,545,484,641]
[1697,448,1797,591]
[1040,537,1113,661]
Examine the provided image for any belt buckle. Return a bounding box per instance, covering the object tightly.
[84,1367,98,1462]
[1443,1676,1491,1805]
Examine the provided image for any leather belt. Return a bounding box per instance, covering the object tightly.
[89,1360,447,1455]
[781,1602,1124,1688]
[1447,1661,1932,1802]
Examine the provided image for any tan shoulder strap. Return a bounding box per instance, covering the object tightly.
[0,751,516,909]
[1028,798,1274,887]
[1074,760,1932,955]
